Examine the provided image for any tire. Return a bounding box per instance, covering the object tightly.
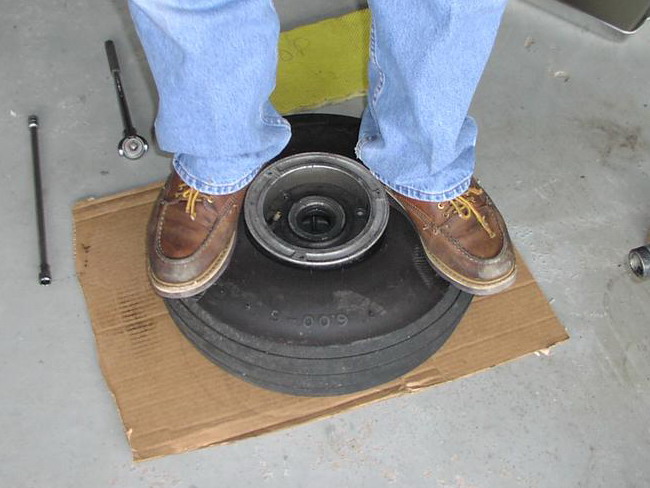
[164,115,473,396]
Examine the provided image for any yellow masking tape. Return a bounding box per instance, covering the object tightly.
[271,9,371,114]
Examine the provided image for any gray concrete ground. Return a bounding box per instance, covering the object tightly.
[1,0,649,486]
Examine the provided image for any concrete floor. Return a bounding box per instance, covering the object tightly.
[1,0,649,486]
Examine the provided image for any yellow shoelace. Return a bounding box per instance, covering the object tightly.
[173,184,214,221]
[439,186,496,238]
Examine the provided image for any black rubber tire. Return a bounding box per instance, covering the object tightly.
[164,114,473,396]
[168,301,467,396]
[166,274,469,375]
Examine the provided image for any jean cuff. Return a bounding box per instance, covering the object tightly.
[173,155,263,195]
[370,171,472,202]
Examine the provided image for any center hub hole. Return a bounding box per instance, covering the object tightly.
[288,196,346,243]
[299,208,334,235]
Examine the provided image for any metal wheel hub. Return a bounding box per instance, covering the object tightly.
[244,152,389,268]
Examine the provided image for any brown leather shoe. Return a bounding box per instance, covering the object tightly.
[388,179,516,295]
[147,171,246,299]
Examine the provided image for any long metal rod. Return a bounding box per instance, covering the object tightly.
[105,40,135,135]
[28,115,51,285]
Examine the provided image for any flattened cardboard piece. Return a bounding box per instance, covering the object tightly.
[73,183,568,461]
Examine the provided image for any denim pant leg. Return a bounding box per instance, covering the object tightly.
[357,0,507,202]
[128,0,291,194]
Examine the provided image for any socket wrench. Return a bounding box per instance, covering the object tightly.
[105,40,148,160]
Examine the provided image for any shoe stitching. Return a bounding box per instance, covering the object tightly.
[156,195,236,264]
[155,189,241,265]
[421,242,517,289]
[149,232,236,293]
[394,192,506,264]
[439,205,505,255]
[438,226,510,264]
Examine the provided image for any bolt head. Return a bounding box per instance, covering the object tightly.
[118,135,148,160]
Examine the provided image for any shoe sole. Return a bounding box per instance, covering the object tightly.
[420,243,517,296]
[388,191,517,296]
[148,231,237,299]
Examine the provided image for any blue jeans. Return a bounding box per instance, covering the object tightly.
[129,0,507,202]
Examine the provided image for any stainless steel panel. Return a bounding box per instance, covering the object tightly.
[560,0,649,33]
[526,0,649,37]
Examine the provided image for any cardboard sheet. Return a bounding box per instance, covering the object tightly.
[73,183,568,461]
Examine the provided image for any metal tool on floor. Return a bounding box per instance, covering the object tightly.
[104,40,148,160]
[28,115,52,286]
[629,244,650,279]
